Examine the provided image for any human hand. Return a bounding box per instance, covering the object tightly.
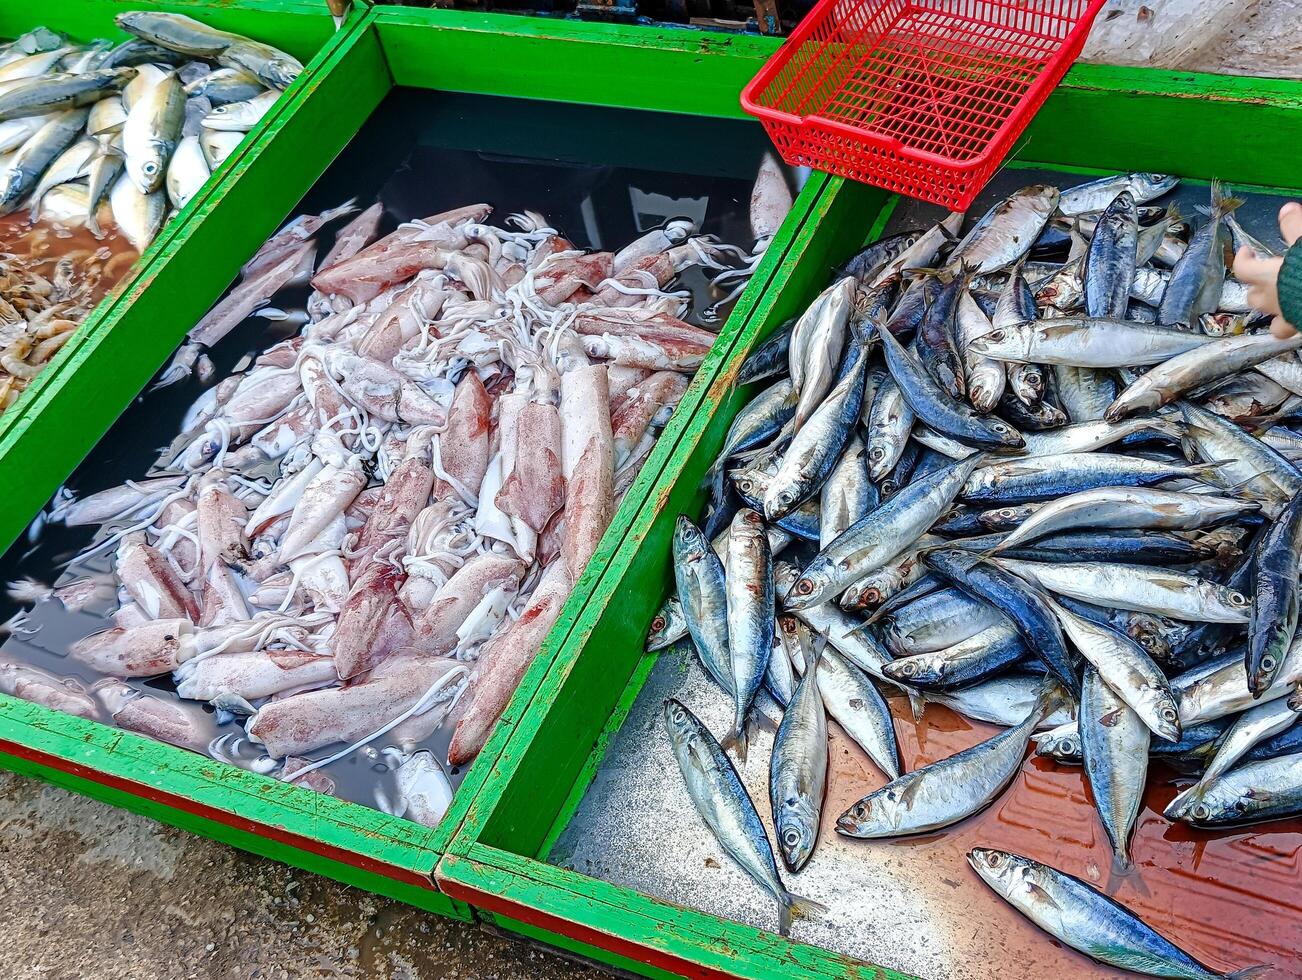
[1233,201,1302,338]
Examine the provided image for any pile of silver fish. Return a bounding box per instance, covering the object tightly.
[653,174,1298,974]
[0,162,787,825]
[0,13,304,251]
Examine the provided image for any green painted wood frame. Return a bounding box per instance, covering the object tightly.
[0,8,812,923]
[0,0,348,450]
[437,63,1302,978]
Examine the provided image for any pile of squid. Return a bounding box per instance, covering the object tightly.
[0,13,303,251]
[650,174,1299,976]
[0,170,785,825]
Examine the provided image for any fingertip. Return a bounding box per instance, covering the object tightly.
[1271,317,1299,340]
[1280,202,1302,246]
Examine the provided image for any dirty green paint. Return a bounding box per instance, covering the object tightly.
[444,846,915,980]
[442,64,1302,979]
[0,692,469,916]
[375,7,780,119]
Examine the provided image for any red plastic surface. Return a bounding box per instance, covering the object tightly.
[742,0,1107,209]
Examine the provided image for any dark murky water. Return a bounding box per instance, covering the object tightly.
[0,89,783,817]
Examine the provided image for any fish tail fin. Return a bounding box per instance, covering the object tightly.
[1226,967,1272,980]
[1142,417,1186,443]
[1211,179,1245,218]
[809,632,826,667]
[1189,458,1237,482]
[1219,468,1275,495]
[701,455,726,503]
[1031,677,1068,724]
[779,891,829,936]
[751,709,779,737]
[906,688,926,722]
[720,722,748,763]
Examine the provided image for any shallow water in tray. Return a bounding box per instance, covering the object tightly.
[0,213,137,305]
[0,89,782,819]
[552,170,1302,978]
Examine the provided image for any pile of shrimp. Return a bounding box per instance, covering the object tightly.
[0,219,135,409]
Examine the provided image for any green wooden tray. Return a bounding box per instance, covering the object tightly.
[0,0,347,452]
[0,8,807,923]
[437,63,1302,977]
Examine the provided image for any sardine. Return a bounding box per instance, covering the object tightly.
[1079,667,1149,867]
[722,509,774,758]
[969,848,1265,978]
[786,455,982,610]
[665,699,824,936]
[770,645,827,871]
[1246,491,1302,695]
[122,69,184,193]
[838,683,1060,837]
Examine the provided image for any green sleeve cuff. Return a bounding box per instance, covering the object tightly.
[1278,240,1302,330]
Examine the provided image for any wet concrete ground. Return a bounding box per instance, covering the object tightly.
[0,772,610,980]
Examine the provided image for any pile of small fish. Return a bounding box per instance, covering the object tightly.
[0,159,787,826]
[652,173,1300,974]
[0,13,303,251]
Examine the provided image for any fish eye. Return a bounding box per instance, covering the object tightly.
[780,491,796,506]
[988,329,1006,342]
[1192,804,1211,821]
[795,579,815,596]
[738,479,753,494]
[986,851,1004,867]
[1025,372,1041,386]
[744,510,763,526]
[781,618,797,635]
[992,423,1009,433]
[1262,655,1277,673]
[863,588,881,604]
[1230,592,1248,606]
[870,447,885,462]
[782,827,802,848]
[143,161,158,175]
[650,616,666,632]
[1161,705,1178,723]
[899,661,917,676]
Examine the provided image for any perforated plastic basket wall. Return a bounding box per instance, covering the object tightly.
[742,0,1106,210]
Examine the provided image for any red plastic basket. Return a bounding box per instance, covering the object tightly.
[742,0,1107,210]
